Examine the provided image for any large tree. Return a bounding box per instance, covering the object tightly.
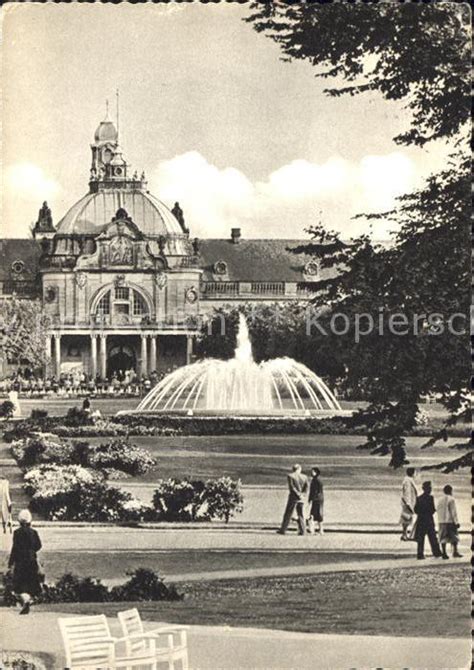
[245,2,470,146]
[245,2,471,470]
[0,297,51,371]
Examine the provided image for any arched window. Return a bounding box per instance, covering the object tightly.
[94,286,149,321]
[97,291,111,316]
[132,290,147,316]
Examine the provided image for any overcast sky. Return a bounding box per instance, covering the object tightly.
[2,2,455,240]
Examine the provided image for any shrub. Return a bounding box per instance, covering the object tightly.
[2,570,17,606]
[2,651,49,670]
[11,434,155,479]
[2,417,63,442]
[0,400,15,418]
[153,479,208,522]
[204,476,244,523]
[110,568,183,602]
[54,421,129,438]
[42,573,109,603]
[11,435,76,469]
[3,568,182,605]
[152,477,243,522]
[84,438,156,476]
[65,406,93,427]
[31,409,49,420]
[24,464,146,522]
[53,422,180,438]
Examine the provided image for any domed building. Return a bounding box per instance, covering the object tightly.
[0,110,329,380]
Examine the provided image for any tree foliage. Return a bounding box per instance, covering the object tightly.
[245,2,471,146]
[0,297,51,370]
[245,3,471,469]
[195,302,344,380]
[291,155,470,469]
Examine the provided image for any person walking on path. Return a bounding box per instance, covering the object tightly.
[308,467,324,535]
[414,481,442,560]
[437,485,463,559]
[278,464,308,535]
[1,471,13,534]
[399,467,418,541]
[8,509,43,615]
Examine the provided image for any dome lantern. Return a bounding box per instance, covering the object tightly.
[93,101,118,144]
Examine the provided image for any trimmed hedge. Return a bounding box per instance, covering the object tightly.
[2,410,468,441]
[114,414,365,435]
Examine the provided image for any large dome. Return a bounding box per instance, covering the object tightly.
[56,189,184,237]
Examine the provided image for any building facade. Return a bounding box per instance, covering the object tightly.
[1,113,327,379]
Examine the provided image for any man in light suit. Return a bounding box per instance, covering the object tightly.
[278,464,308,535]
[399,467,418,540]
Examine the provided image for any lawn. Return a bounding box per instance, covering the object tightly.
[35,565,470,638]
[81,433,471,490]
[39,550,400,581]
[9,397,455,419]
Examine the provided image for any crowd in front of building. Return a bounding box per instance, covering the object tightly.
[0,367,178,399]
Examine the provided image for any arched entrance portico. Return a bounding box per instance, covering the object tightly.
[107,344,136,379]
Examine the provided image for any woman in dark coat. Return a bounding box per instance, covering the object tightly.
[8,509,43,614]
[308,467,324,534]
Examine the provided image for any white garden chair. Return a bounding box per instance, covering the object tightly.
[58,614,177,670]
[118,608,189,670]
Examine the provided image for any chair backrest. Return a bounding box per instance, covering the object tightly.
[59,615,114,669]
[117,608,146,655]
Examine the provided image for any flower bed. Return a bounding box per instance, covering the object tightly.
[3,418,180,441]
[79,438,156,476]
[10,435,156,477]
[23,464,152,522]
[11,434,76,469]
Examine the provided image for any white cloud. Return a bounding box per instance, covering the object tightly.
[151,150,424,239]
[6,163,61,202]
[260,157,349,200]
[357,153,416,211]
[152,151,254,236]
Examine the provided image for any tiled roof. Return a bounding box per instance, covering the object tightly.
[198,239,335,282]
[0,237,334,286]
[0,239,42,282]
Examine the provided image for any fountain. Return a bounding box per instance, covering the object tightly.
[128,314,348,417]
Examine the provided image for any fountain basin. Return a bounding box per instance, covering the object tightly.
[118,314,348,421]
[118,408,353,418]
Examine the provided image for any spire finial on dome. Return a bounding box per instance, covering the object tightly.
[104,99,110,121]
[116,88,120,142]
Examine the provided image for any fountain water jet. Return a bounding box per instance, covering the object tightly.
[129,314,346,417]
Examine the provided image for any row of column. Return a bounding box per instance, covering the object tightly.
[90,334,107,379]
[46,334,62,379]
[47,333,194,379]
